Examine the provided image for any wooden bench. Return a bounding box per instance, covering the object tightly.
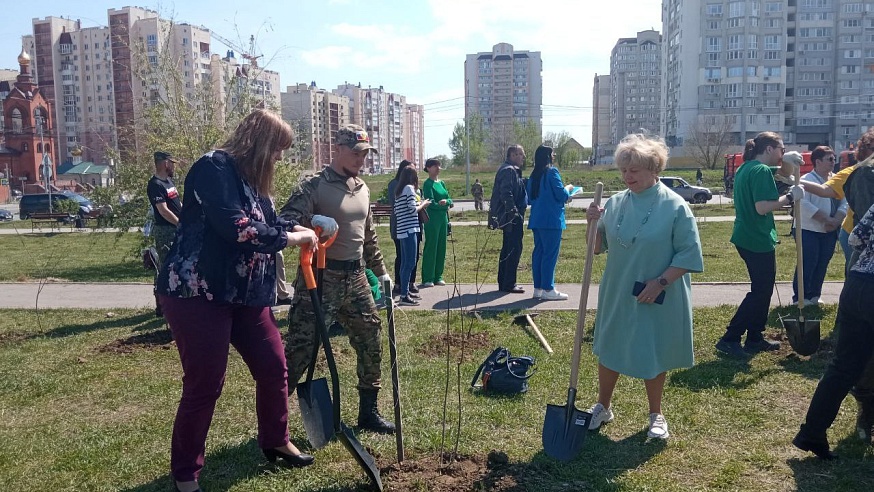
[370,204,393,224]
[29,212,76,232]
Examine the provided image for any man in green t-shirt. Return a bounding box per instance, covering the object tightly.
[716,133,802,358]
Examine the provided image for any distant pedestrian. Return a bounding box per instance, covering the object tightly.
[526,144,574,301]
[147,150,182,317]
[489,145,528,293]
[471,178,484,211]
[393,166,430,305]
[696,168,703,186]
[420,158,452,287]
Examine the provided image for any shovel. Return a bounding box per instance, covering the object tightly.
[299,241,384,491]
[542,182,603,461]
[513,313,553,354]
[296,231,337,449]
[782,168,821,356]
[383,280,405,462]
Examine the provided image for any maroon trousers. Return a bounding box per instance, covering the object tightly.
[161,295,290,482]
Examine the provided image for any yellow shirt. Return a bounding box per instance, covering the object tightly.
[826,164,859,233]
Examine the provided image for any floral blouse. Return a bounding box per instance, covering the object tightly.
[156,150,295,306]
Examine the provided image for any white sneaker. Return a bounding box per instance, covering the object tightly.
[587,403,614,430]
[647,413,670,439]
[808,296,825,306]
[533,288,543,299]
[540,290,569,301]
[421,282,434,288]
[435,280,446,286]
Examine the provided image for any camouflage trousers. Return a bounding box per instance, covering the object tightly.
[286,266,383,390]
[151,224,177,268]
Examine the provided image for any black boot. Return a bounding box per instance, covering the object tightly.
[853,395,874,444]
[357,389,396,434]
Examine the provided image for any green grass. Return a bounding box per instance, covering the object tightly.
[1,306,871,491]
[0,217,840,285]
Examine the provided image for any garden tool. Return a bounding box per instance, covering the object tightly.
[383,280,405,462]
[513,313,553,354]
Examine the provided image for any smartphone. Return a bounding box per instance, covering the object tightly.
[632,281,665,304]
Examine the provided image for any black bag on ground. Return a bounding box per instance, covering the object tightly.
[470,347,536,394]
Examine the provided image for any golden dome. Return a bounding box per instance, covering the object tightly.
[18,48,31,65]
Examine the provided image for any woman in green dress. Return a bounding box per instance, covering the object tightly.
[584,134,703,439]
[420,158,452,286]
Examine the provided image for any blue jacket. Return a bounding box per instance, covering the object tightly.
[156,150,295,306]
[527,167,570,230]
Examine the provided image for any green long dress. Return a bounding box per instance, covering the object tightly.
[421,178,452,283]
[593,182,704,380]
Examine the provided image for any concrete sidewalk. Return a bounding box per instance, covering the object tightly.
[0,281,843,311]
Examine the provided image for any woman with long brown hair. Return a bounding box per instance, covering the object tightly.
[156,109,319,492]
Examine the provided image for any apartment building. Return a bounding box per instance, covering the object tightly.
[281,82,351,170]
[21,6,279,166]
[611,31,662,143]
[662,0,874,156]
[464,43,543,139]
[334,83,425,174]
[592,74,613,164]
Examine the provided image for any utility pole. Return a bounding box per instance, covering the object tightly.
[465,77,470,195]
[37,116,53,212]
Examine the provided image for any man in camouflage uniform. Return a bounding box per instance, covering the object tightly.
[280,124,395,434]
[471,178,484,211]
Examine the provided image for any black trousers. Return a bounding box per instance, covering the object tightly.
[497,217,524,291]
[722,246,775,343]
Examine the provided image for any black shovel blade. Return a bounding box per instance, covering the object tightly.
[338,422,383,491]
[296,377,334,449]
[542,403,592,462]
[783,318,822,356]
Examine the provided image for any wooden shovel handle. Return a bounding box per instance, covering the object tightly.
[570,183,603,388]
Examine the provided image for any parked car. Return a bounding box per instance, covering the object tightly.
[18,191,94,219]
[659,177,713,204]
[0,209,13,221]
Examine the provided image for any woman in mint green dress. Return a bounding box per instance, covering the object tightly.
[584,134,703,439]
[420,158,452,286]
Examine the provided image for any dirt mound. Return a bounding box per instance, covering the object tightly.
[417,331,491,360]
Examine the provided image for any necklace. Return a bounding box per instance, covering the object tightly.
[615,191,659,249]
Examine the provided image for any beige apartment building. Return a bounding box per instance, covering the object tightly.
[281,82,351,170]
[592,74,612,164]
[464,43,543,141]
[21,6,279,166]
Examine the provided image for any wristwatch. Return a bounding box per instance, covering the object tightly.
[657,276,669,287]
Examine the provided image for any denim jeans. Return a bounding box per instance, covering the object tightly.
[800,274,874,438]
[723,246,776,343]
[398,234,418,297]
[792,229,838,302]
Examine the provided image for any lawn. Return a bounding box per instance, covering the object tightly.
[1,305,870,491]
[0,217,842,285]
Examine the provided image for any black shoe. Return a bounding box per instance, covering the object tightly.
[275,297,292,306]
[715,339,750,358]
[854,396,874,443]
[398,295,420,306]
[358,389,396,434]
[744,338,780,354]
[408,292,421,299]
[792,432,837,460]
[408,283,420,294]
[155,305,163,318]
[262,448,315,467]
[500,285,525,294]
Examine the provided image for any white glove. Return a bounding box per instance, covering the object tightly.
[783,151,804,167]
[378,274,392,294]
[311,214,338,237]
[789,185,804,202]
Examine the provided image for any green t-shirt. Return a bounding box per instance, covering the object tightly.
[731,160,780,252]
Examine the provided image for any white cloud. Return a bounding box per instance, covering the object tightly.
[300,46,354,69]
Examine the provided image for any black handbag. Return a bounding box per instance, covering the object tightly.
[470,347,536,394]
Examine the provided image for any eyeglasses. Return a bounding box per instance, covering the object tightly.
[826,156,837,162]
[773,146,785,154]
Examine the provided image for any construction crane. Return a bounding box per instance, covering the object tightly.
[210,31,263,68]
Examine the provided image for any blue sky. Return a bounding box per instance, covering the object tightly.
[0,0,662,158]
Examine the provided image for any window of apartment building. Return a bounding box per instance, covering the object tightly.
[706,37,722,52]
[765,115,775,125]
[764,51,782,60]
[729,1,745,17]
[728,35,743,50]
[706,68,722,81]
[764,35,782,50]
[800,28,832,37]
[764,18,780,28]
[843,19,862,28]
[728,17,744,28]
[801,0,832,8]
[706,4,723,16]
[843,3,863,13]
[765,2,782,12]
[840,111,856,120]
[799,12,833,21]
[747,83,758,97]
[706,85,720,95]
[842,96,860,104]
[728,66,744,77]
[765,99,779,108]
[707,20,720,30]
[764,66,781,77]
[728,50,744,60]
[841,65,860,74]
[726,83,740,97]
[725,99,740,108]
[841,34,861,44]
[840,80,857,89]
[748,115,757,125]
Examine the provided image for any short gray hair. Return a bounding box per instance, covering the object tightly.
[614,134,668,174]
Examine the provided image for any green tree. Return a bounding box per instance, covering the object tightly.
[448,113,487,167]
[544,131,573,167]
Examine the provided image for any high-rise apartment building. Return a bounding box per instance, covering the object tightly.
[21,6,279,165]
[281,82,351,170]
[464,43,543,139]
[592,74,612,164]
[334,83,425,174]
[662,0,874,156]
[610,31,662,142]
